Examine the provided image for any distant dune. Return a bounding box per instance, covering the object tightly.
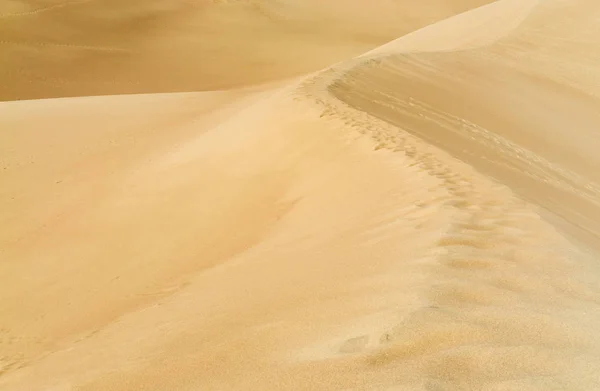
[0,0,489,100]
[2,0,600,390]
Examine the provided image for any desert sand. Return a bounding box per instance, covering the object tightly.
[1,0,600,390]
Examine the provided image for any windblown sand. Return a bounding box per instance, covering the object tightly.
[2,0,600,390]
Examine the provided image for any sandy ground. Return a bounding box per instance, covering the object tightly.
[0,0,487,100]
[2,0,600,390]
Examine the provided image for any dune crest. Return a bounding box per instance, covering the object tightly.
[2,0,600,390]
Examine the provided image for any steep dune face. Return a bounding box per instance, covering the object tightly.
[0,0,491,100]
[321,0,600,387]
[329,0,600,249]
[2,0,600,390]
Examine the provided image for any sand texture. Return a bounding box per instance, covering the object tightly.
[2,0,600,390]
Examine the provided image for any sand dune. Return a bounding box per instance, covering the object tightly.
[0,0,490,100]
[2,0,600,390]
[329,0,600,251]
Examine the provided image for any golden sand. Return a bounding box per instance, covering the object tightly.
[2,0,600,389]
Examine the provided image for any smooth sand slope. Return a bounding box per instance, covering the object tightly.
[0,0,489,100]
[2,0,600,390]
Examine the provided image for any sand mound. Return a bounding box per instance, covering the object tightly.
[329,0,600,251]
[1,0,600,390]
[0,0,490,101]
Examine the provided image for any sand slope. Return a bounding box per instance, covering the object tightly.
[0,0,490,100]
[330,0,600,251]
[2,0,600,390]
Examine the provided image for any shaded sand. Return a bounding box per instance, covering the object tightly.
[2,0,600,390]
[0,0,489,100]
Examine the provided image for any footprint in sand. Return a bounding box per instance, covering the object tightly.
[338,335,370,354]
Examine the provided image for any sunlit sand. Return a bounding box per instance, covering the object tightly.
[2,0,600,390]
